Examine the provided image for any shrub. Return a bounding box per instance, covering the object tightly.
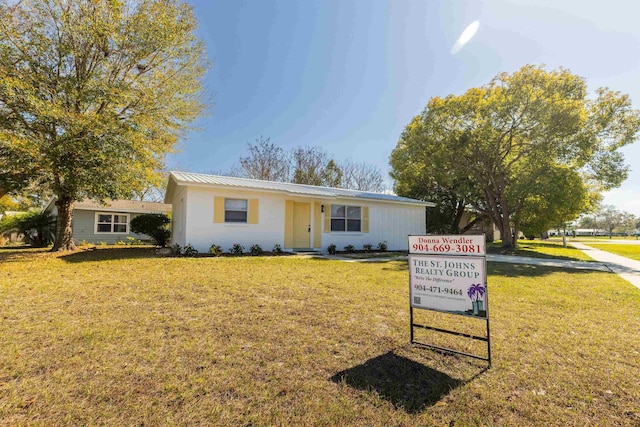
[130,213,170,247]
[377,241,388,251]
[229,243,244,256]
[363,243,373,252]
[272,244,283,254]
[344,244,355,253]
[250,244,264,256]
[183,244,198,257]
[209,244,223,256]
[171,243,182,255]
[327,243,337,255]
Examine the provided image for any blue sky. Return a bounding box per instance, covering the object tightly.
[170,0,640,216]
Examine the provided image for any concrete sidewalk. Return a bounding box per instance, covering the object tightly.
[570,242,640,290]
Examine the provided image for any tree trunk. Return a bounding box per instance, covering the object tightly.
[500,215,512,249]
[51,196,76,251]
[512,222,520,248]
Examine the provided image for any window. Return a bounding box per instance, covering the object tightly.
[225,198,248,223]
[331,205,361,232]
[95,213,129,233]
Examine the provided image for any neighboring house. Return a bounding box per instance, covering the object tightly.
[0,211,29,243]
[44,199,171,244]
[165,172,433,253]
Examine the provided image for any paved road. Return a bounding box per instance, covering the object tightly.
[570,242,640,290]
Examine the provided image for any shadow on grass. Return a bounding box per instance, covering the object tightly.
[0,246,49,262]
[487,247,581,261]
[60,247,163,263]
[330,350,484,413]
[382,262,409,272]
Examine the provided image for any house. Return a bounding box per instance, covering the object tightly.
[165,172,433,253]
[44,199,171,244]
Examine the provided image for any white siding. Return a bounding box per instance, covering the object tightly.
[182,186,288,253]
[170,186,188,247]
[173,185,426,253]
[321,199,425,251]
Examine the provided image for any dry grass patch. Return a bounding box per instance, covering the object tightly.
[0,247,638,425]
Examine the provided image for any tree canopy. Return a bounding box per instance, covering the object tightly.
[390,65,640,248]
[236,138,386,192]
[0,0,208,250]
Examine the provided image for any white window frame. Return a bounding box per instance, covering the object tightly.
[224,198,248,223]
[330,205,362,232]
[95,212,130,234]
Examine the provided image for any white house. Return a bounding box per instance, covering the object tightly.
[165,172,433,253]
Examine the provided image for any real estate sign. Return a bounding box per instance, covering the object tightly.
[408,234,491,366]
[409,254,487,318]
[408,235,485,256]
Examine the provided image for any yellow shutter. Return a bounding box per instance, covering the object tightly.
[248,199,259,224]
[284,200,294,248]
[362,206,369,233]
[214,197,225,223]
[313,202,322,248]
[324,204,331,233]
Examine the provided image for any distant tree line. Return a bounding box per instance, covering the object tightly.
[219,137,387,193]
[577,204,639,238]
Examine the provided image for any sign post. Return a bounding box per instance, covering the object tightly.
[408,235,491,366]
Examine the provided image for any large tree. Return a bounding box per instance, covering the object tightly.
[597,205,637,238]
[239,137,290,182]
[0,0,208,250]
[390,65,640,248]
[341,159,385,193]
[291,146,340,187]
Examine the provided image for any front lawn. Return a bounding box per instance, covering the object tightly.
[0,247,638,425]
[585,243,640,261]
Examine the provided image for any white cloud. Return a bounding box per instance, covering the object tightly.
[602,188,640,216]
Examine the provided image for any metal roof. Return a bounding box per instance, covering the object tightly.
[168,171,433,206]
[73,199,171,213]
[43,198,171,214]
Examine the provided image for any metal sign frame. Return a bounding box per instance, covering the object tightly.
[408,234,491,367]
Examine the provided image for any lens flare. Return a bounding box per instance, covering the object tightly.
[451,20,480,54]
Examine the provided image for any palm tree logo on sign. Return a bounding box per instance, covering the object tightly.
[467,283,486,316]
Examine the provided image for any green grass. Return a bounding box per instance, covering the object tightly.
[0,247,639,425]
[585,244,640,261]
[488,239,594,261]
[336,251,407,259]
